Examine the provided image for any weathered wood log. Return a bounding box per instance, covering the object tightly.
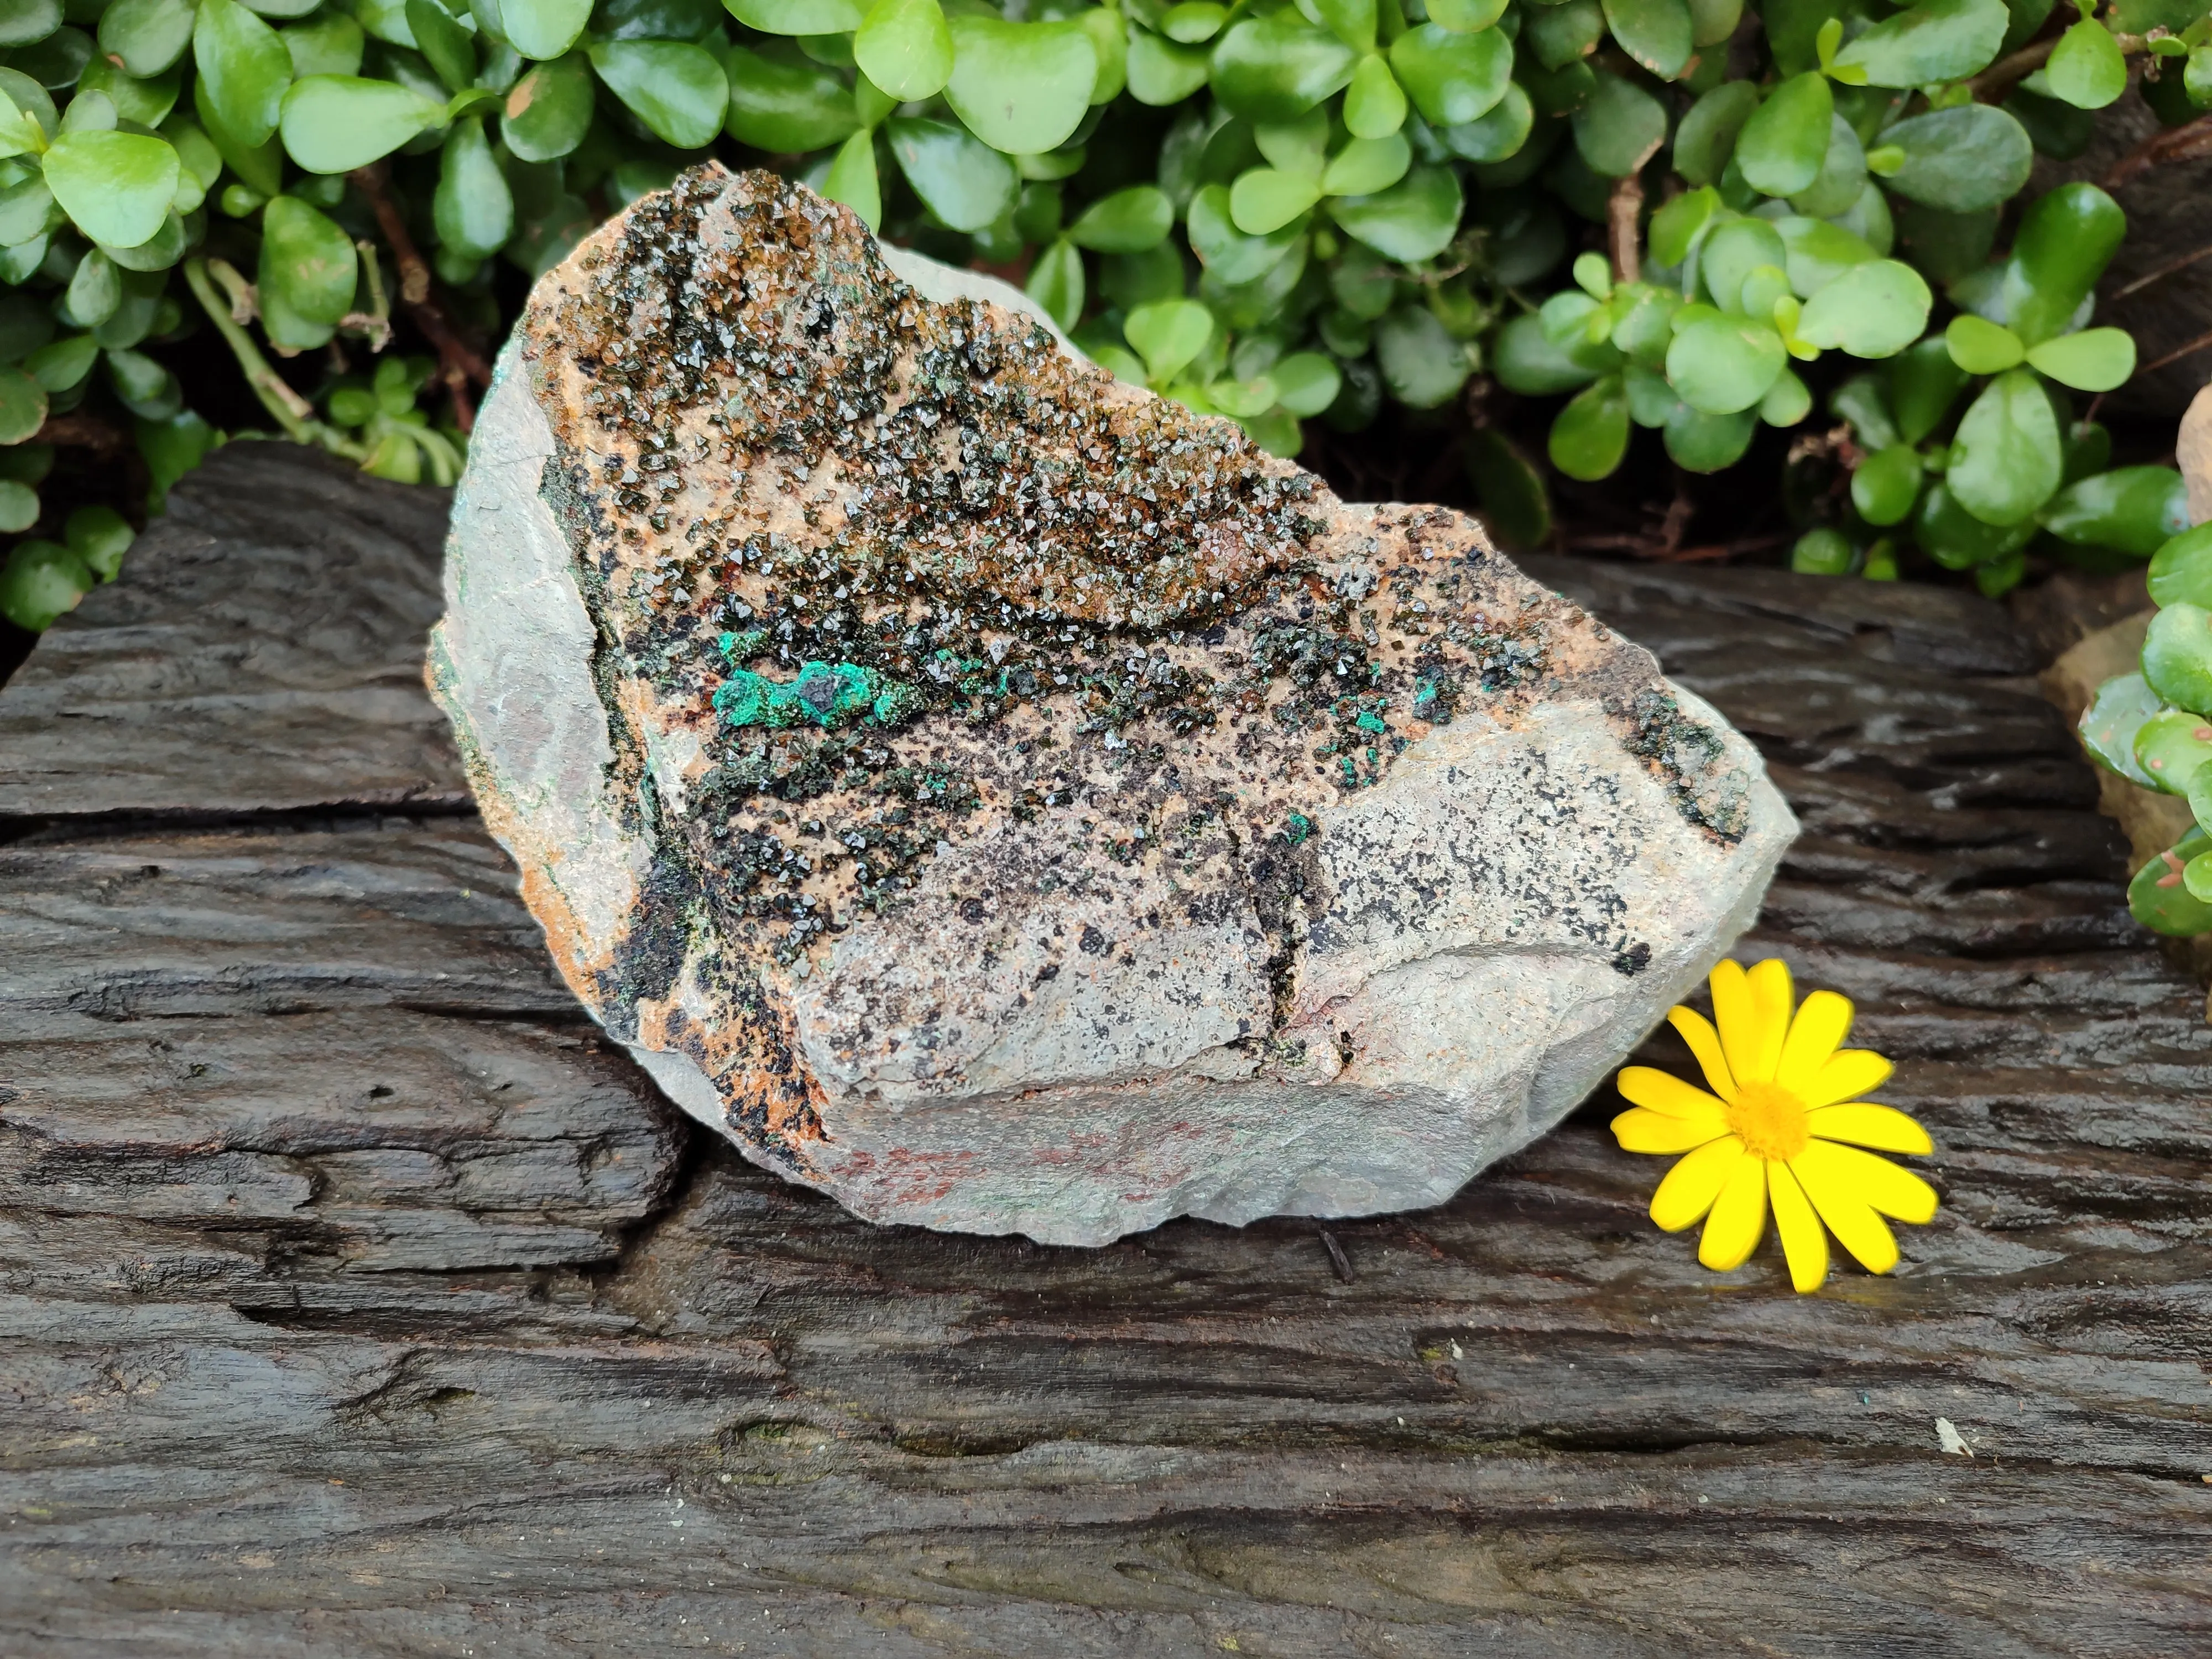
[2,446,2208,1656]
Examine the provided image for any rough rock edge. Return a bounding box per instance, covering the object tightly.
[429,190,1796,1245]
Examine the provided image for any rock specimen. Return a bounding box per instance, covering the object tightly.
[429,164,1796,1246]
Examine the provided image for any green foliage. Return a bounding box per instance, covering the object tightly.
[0,0,2201,638]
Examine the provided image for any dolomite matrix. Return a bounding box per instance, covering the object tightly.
[428,164,1796,1246]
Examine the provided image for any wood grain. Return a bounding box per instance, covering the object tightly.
[2,465,2207,1657]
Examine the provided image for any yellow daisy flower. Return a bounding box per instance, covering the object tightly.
[1611,958,1938,1293]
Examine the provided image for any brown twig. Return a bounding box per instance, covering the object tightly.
[1607,174,1644,287]
[1968,35,2059,101]
[2136,326,2212,377]
[2104,108,2212,190]
[31,413,128,454]
[2110,240,2212,301]
[347,162,492,431]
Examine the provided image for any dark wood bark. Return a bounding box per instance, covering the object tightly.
[3,446,2208,1657]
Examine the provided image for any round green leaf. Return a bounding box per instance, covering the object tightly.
[1914,478,2034,567]
[1698,218,1787,314]
[1307,0,1378,50]
[1375,302,1472,408]
[1572,69,1666,177]
[1948,368,2062,527]
[1946,313,2025,374]
[1878,104,2032,212]
[1210,12,1358,122]
[1270,350,1341,418]
[1790,528,1856,574]
[195,0,293,150]
[855,0,953,102]
[1428,0,1509,30]
[1329,161,1462,261]
[1229,166,1322,235]
[821,129,881,229]
[590,41,727,149]
[1321,131,1410,196]
[1787,115,1866,218]
[2043,16,2126,109]
[886,113,1015,231]
[43,130,181,249]
[1832,0,2007,88]
[1735,71,1830,199]
[2077,670,2163,788]
[1124,296,1213,383]
[1603,0,1692,80]
[1125,27,1211,105]
[1666,313,1787,414]
[0,538,89,631]
[2024,325,2135,392]
[2130,824,2212,931]
[1492,310,1600,395]
[1464,428,1550,549]
[2133,707,2212,791]
[1025,236,1084,332]
[723,45,858,153]
[2144,603,2212,718]
[0,478,36,533]
[434,116,512,261]
[1186,182,1303,284]
[97,0,194,77]
[1162,2,1228,44]
[1852,444,1924,526]
[1999,182,2126,348]
[1067,184,1172,253]
[1527,0,1603,68]
[1550,372,1630,479]
[724,0,862,34]
[1759,366,1812,426]
[2150,523,2212,609]
[503,0,592,58]
[1672,79,1756,187]
[1387,23,1510,127]
[1772,214,1876,295]
[502,51,594,160]
[2041,465,2187,556]
[408,0,477,92]
[0,0,57,49]
[77,58,182,129]
[279,75,445,173]
[1887,336,1968,445]
[1667,402,1757,469]
[1439,77,1529,161]
[1793,258,1931,357]
[1338,52,1405,139]
[258,193,357,350]
[67,503,133,578]
[0,361,44,443]
[944,16,1097,155]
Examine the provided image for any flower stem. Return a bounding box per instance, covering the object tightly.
[181,258,369,462]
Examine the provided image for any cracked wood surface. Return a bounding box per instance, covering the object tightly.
[2,445,2208,1657]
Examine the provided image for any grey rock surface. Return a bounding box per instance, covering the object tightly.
[429,165,1796,1245]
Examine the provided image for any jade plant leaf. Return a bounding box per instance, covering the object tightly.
[1387,23,1511,127]
[1572,69,1667,176]
[1851,443,1924,525]
[1124,296,1214,382]
[1665,403,1757,471]
[194,0,293,148]
[503,51,596,160]
[2043,15,2126,109]
[43,129,181,248]
[1735,72,1831,199]
[723,0,865,34]
[2025,326,2135,391]
[503,0,593,59]
[1230,167,1323,234]
[1948,368,2062,526]
[2077,670,2163,787]
[434,116,513,260]
[1067,185,1172,252]
[1550,372,1631,479]
[279,74,445,171]
[1999,181,2126,346]
[1793,258,1931,357]
[886,114,1016,230]
[1666,312,1787,413]
[2143,603,2212,718]
[855,0,953,102]
[2040,465,2187,555]
[1831,0,2007,87]
[1672,80,1756,186]
[723,45,859,153]
[1329,163,1462,261]
[945,16,1097,155]
[1603,0,1693,80]
[1214,12,1359,121]
[590,41,727,149]
[1342,52,1407,137]
[258,191,357,347]
[1877,104,2032,212]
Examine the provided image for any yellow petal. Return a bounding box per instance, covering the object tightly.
[1650,1136,1744,1233]
[1709,959,1765,1088]
[1775,988,1853,1092]
[1768,1160,1829,1293]
[1804,1102,1933,1156]
[1796,1141,1902,1274]
[1618,1065,1729,1120]
[1801,1048,1896,1109]
[1796,1138,1939,1223]
[1743,958,1794,1084]
[1697,1150,1768,1271]
[1612,1105,1728,1154]
[1666,1005,1738,1103]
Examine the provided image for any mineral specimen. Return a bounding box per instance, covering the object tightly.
[429,164,1795,1246]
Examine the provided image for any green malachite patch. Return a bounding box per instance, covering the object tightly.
[714,635,925,729]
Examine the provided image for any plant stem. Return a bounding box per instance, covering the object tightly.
[1608,174,1643,287]
[2105,109,2212,189]
[181,258,368,461]
[347,161,492,434]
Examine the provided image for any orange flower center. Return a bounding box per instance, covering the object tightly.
[1726,1080,1810,1161]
